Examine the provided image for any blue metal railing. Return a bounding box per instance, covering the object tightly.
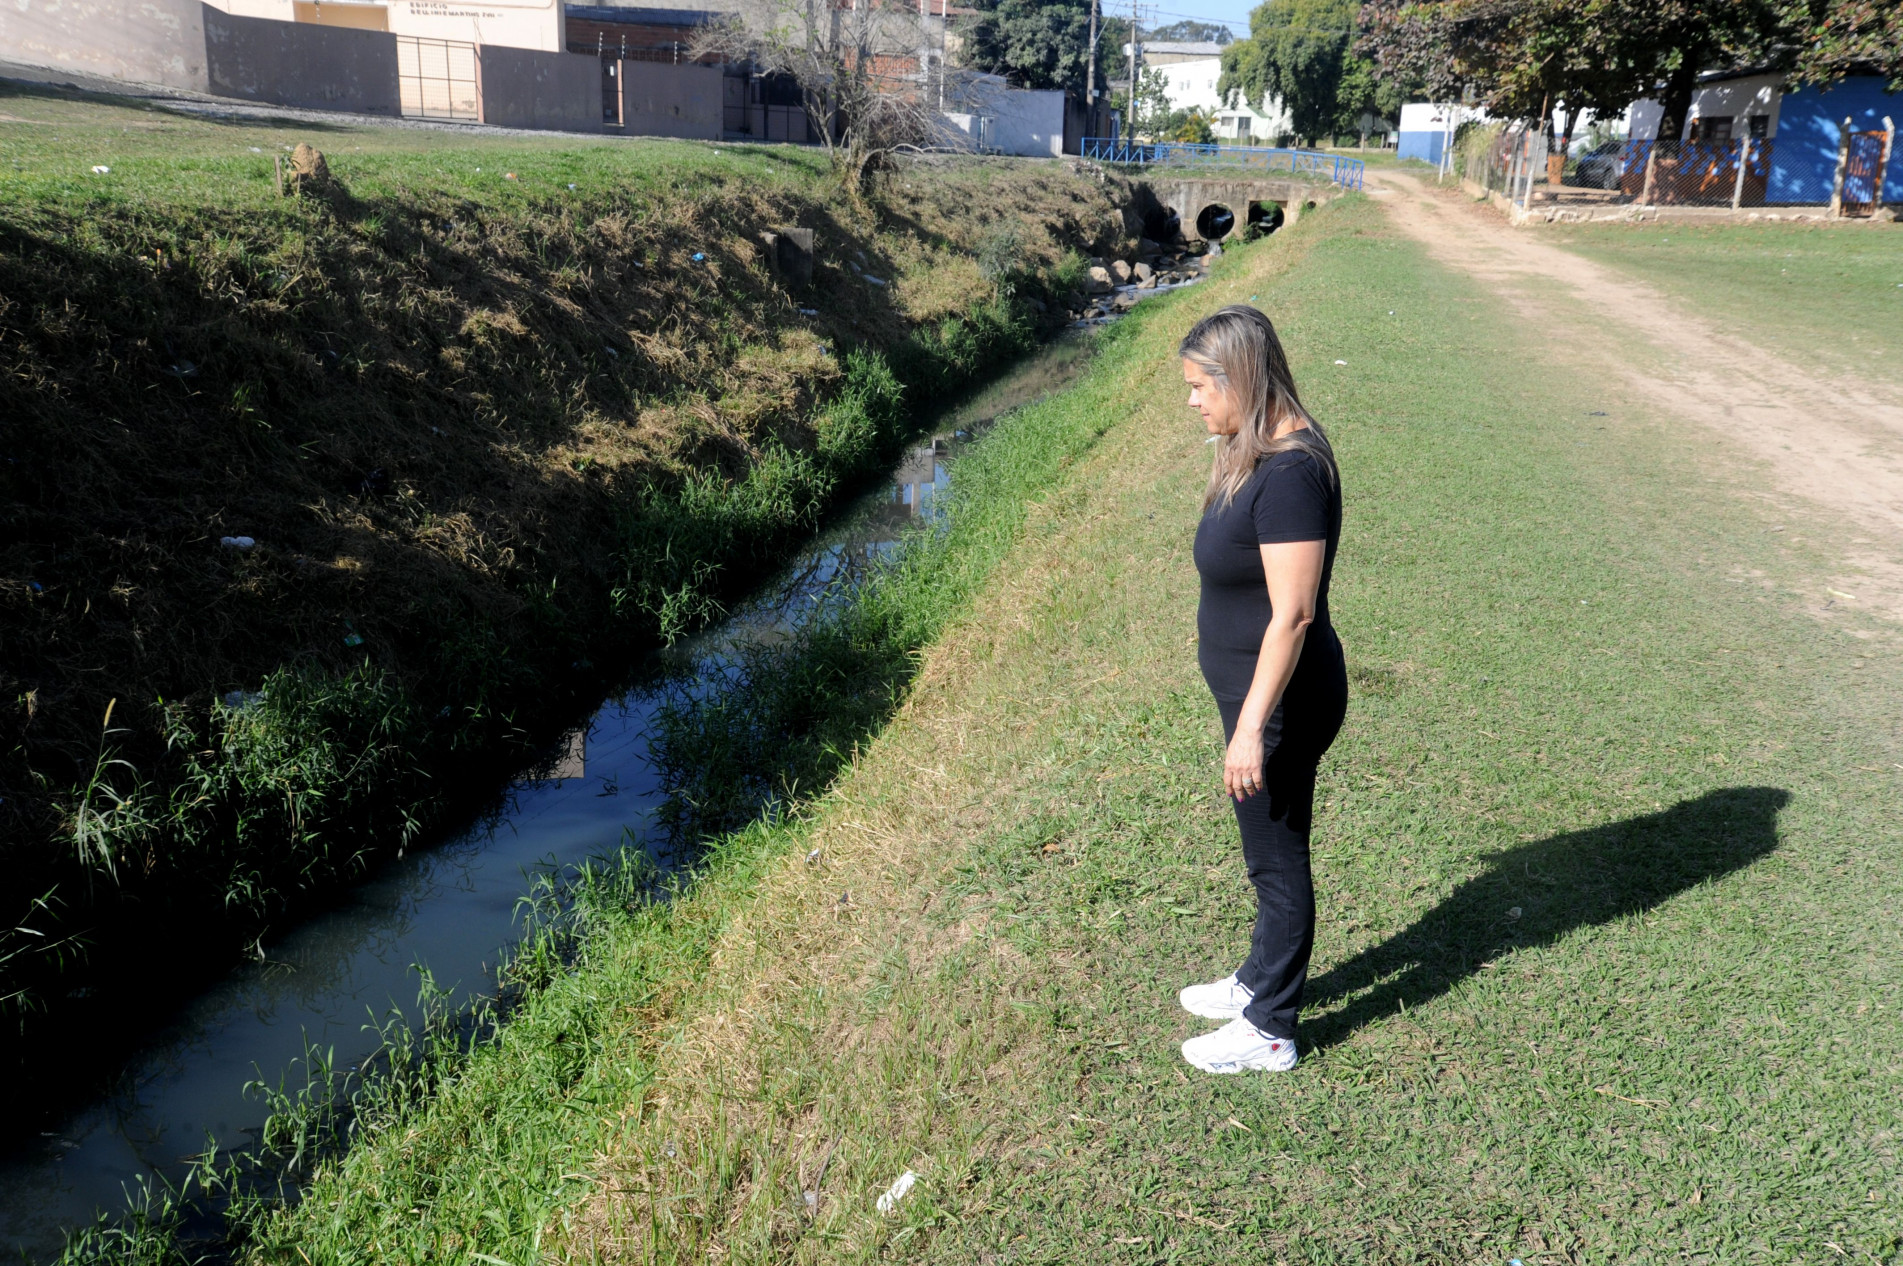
[1079,138,1365,191]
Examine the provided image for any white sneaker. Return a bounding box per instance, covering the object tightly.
[1181,1017,1298,1073]
[1179,973,1253,1020]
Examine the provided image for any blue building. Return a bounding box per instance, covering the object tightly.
[1763,77,1903,205]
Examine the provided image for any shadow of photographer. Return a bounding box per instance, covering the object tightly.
[1303,785,1790,1049]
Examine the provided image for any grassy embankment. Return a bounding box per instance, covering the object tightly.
[148,192,1903,1262]
[1545,219,1903,384]
[484,196,1900,1260]
[0,80,1152,1047]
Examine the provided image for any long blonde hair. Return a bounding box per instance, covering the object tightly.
[1180,305,1337,511]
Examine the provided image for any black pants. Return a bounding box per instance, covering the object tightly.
[1215,642,1347,1040]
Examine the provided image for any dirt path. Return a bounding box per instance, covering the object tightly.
[1367,168,1903,623]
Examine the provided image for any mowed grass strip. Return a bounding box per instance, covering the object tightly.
[559,196,1903,1264]
[1543,217,1903,386]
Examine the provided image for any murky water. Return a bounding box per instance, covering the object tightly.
[0,327,1127,1259]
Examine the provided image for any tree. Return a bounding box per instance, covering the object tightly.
[1147,19,1235,44]
[1219,0,1400,145]
[1785,0,1903,89]
[696,0,943,191]
[1359,0,1803,141]
[958,0,1129,98]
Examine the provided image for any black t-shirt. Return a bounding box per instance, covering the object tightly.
[1193,446,1341,704]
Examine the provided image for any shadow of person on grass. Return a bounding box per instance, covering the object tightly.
[1302,786,1790,1050]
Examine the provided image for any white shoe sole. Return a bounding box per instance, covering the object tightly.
[1180,1038,1299,1074]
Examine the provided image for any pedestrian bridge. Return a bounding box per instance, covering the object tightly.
[1081,140,1363,242]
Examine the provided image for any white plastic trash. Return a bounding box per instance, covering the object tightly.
[220,536,257,550]
[91,165,110,174]
[876,1170,918,1215]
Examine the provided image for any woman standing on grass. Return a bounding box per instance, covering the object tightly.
[1175,305,1347,1074]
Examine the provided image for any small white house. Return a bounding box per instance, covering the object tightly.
[1215,89,1292,143]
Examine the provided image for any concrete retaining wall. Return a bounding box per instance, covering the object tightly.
[622,60,721,140]
[203,7,399,113]
[480,46,601,131]
[0,0,208,91]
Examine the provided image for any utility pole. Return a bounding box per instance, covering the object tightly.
[1127,0,1139,139]
[1085,0,1098,113]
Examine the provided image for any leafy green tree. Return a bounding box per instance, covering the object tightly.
[1219,0,1402,144]
[1147,19,1234,44]
[958,0,1129,97]
[1357,0,1884,142]
[1785,0,1903,89]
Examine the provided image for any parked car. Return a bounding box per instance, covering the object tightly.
[1571,144,1622,189]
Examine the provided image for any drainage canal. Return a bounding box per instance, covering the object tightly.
[0,270,1203,1256]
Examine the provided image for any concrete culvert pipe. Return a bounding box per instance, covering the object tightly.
[1247,201,1285,235]
[1195,204,1235,240]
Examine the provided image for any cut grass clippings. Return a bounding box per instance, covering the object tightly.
[522,196,1898,1262]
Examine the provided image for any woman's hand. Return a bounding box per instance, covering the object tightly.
[1225,725,1267,800]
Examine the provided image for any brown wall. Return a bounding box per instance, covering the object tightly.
[0,0,208,91]
[565,16,705,57]
[204,7,400,114]
[621,60,722,140]
[478,46,602,132]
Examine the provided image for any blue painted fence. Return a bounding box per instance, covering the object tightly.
[1081,138,1366,191]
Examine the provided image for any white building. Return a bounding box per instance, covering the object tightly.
[1151,44,1222,114]
[1215,89,1292,144]
[1625,72,1783,142]
[941,73,1068,157]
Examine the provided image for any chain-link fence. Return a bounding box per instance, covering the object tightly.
[1563,139,1776,208]
[1460,123,1546,209]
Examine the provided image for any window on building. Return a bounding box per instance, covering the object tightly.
[1689,115,1733,144]
[1748,115,1769,139]
[1235,116,1250,138]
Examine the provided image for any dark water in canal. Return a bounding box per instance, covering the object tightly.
[0,328,1122,1259]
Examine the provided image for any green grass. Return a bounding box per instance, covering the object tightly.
[0,78,1141,1038]
[0,79,830,212]
[48,182,1903,1262]
[62,308,1142,1266]
[526,197,1900,1263]
[1547,218,1903,384]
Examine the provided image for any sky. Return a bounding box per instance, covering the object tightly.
[1138,0,1258,42]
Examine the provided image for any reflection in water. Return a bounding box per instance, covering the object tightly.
[0,330,1106,1260]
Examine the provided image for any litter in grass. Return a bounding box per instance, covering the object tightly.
[1506,906,1522,920]
[1334,359,1347,365]
[90,165,109,174]
[1827,588,1858,601]
[798,308,818,315]
[221,691,260,710]
[875,1170,918,1214]
[219,536,257,551]
[805,848,822,865]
